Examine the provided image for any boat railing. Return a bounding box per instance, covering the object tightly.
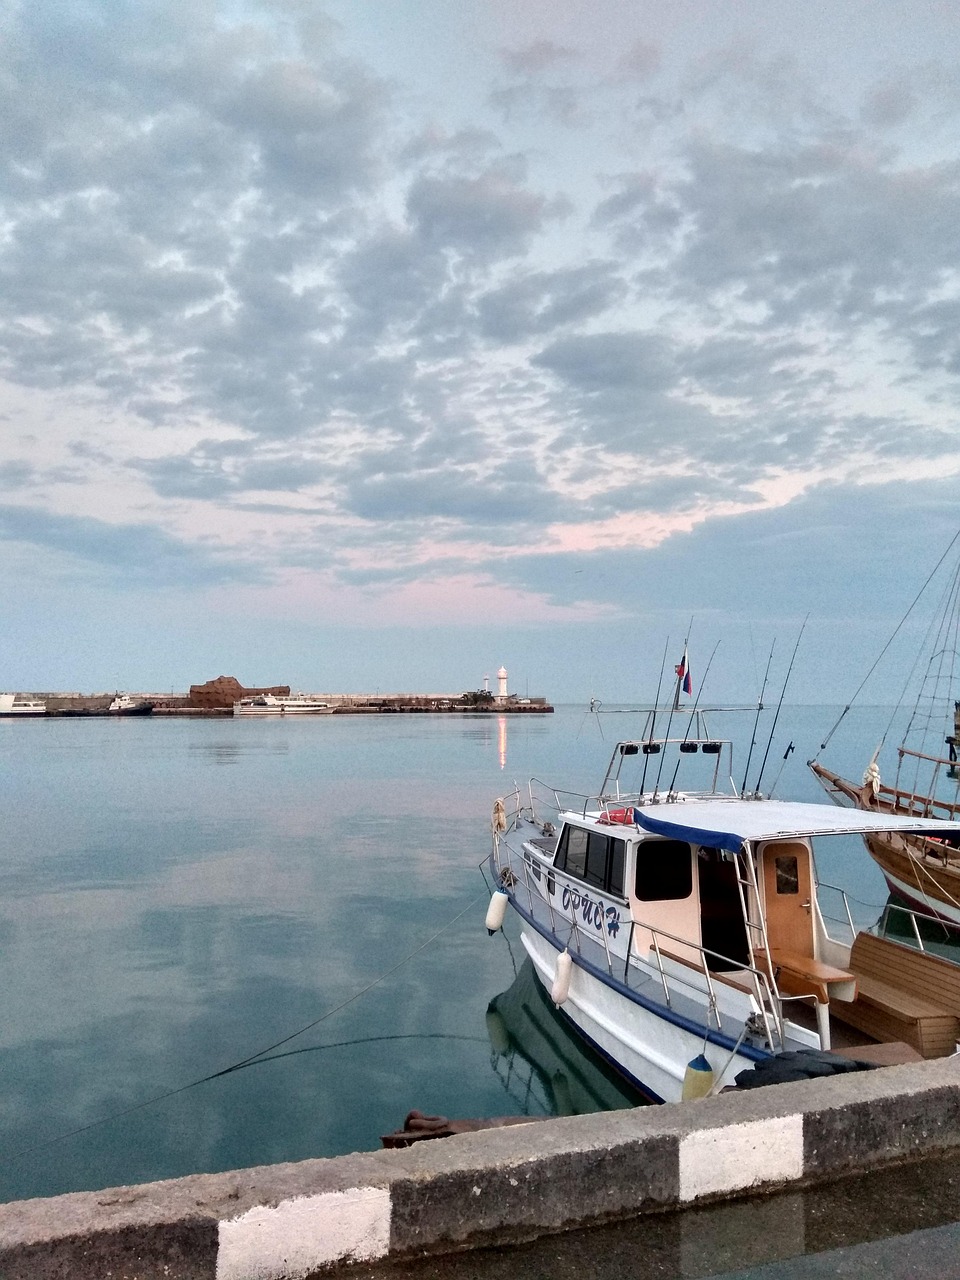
[635,921,783,1051]
[817,882,860,945]
[890,748,960,821]
[874,899,960,953]
[494,835,785,1051]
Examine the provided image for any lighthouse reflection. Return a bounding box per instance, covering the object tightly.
[498,715,507,770]
[486,959,647,1117]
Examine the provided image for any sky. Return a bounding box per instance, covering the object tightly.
[2,0,959,703]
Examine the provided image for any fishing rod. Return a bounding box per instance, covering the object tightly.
[740,640,775,796]
[753,617,807,796]
[662,641,721,795]
[653,629,693,794]
[639,637,671,794]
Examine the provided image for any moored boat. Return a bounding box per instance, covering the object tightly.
[233,694,333,716]
[108,694,154,716]
[487,687,960,1102]
[811,532,960,926]
[0,693,46,717]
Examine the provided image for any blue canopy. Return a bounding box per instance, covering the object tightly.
[622,798,960,852]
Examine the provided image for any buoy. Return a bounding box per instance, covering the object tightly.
[551,949,573,1005]
[485,890,509,935]
[682,1052,715,1100]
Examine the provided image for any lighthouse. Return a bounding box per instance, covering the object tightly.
[496,665,508,703]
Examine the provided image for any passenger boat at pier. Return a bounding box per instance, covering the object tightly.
[233,694,333,716]
[486,694,960,1102]
[0,693,46,717]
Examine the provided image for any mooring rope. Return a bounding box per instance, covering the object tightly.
[6,890,488,1165]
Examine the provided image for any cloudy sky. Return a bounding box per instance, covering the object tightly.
[2,0,959,702]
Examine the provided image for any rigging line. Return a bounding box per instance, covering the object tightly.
[886,555,960,759]
[754,616,807,796]
[816,528,960,756]
[6,892,487,1166]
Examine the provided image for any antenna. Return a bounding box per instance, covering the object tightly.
[753,618,807,796]
[740,640,775,795]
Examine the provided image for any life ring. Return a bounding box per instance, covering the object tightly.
[599,806,636,825]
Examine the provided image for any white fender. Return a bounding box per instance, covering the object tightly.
[551,949,573,1005]
[485,890,509,935]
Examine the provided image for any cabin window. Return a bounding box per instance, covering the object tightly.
[555,825,626,896]
[635,839,693,901]
[775,855,800,895]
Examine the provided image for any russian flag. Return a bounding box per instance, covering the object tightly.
[675,648,692,696]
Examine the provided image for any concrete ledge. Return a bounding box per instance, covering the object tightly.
[1,1058,958,1278]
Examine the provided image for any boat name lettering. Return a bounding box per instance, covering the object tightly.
[561,884,621,936]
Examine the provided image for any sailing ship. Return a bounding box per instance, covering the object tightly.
[811,534,960,926]
[486,656,960,1103]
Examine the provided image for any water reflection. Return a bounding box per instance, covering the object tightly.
[498,716,507,770]
[486,959,646,1117]
[188,740,290,763]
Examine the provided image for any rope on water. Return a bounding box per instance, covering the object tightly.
[6,891,488,1165]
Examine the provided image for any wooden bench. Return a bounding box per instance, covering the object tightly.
[832,932,960,1059]
[761,949,857,1005]
[757,949,857,1048]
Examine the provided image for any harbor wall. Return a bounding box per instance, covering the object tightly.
[2,1056,959,1279]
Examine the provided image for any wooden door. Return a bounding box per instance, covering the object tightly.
[760,841,815,958]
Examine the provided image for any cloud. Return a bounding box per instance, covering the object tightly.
[0,2,959,649]
[0,504,259,587]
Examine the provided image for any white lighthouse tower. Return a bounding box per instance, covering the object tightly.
[495,665,508,703]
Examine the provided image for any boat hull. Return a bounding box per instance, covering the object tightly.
[516,917,763,1104]
[865,833,960,929]
[811,761,960,928]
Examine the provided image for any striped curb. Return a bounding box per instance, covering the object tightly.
[0,1057,958,1279]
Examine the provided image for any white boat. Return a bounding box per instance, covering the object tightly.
[0,693,46,717]
[487,704,960,1103]
[233,694,333,716]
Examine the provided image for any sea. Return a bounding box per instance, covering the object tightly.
[0,702,917,1202]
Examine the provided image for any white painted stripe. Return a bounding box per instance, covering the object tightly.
[216,1187,391,1280]
[678,1115,804,1201]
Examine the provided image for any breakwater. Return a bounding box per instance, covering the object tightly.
[33,691,554,716]
[2,1056,960,1278]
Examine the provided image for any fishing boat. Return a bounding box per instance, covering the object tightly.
[0,693,46,717]
[486,682,960,1103]
[108,694,154,716]
[233,694,333,716]
[811,534,960,926]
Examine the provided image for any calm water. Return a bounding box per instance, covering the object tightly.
[0,703,898,1201]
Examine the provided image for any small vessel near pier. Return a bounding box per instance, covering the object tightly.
[487,676,960,1102]
[0,693,46,717]
[108,694,154,716]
